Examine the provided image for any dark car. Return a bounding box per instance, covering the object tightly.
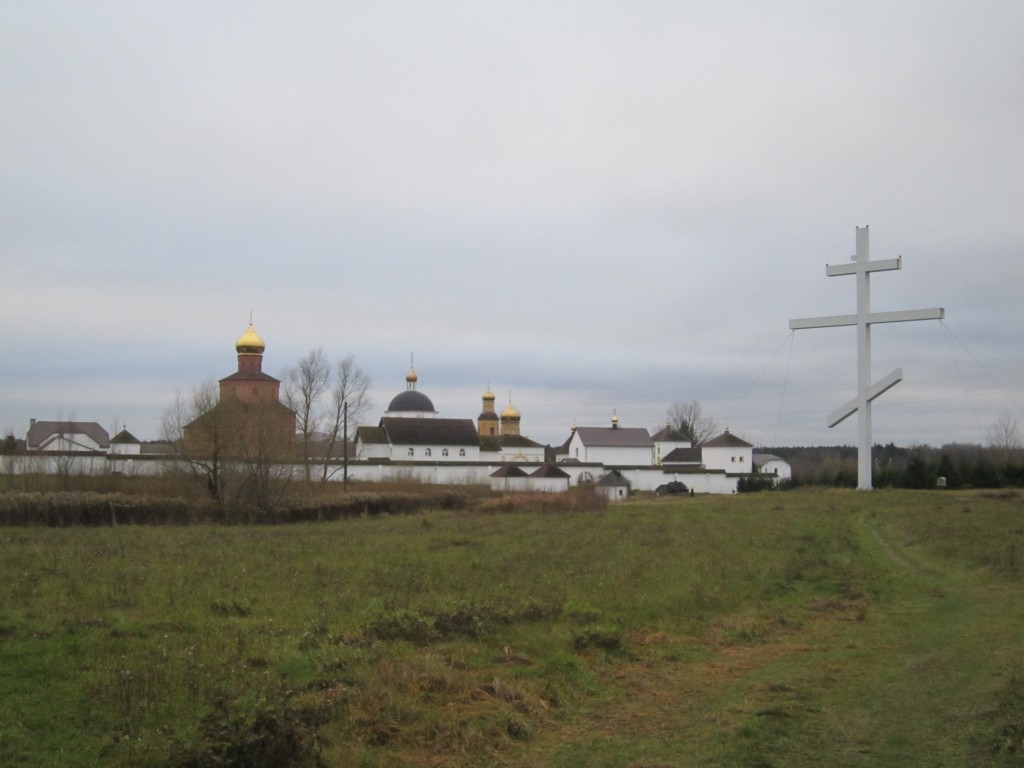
[655,481,689,496]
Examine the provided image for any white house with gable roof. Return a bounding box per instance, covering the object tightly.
[651,425,692,465]
[564,414,654,465]
[753,454,792,482]
[26,420,110,452]
[701,429,754,472]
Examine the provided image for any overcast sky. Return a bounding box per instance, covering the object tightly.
[2,1,1022,449]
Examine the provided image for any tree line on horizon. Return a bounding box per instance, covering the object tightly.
[760,440,1024,490]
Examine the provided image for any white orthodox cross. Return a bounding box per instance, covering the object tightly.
[789,226,944,490]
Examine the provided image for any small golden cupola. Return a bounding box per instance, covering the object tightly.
[500,398,522,437]
[236,323,266,355]
[405,354,419,390]
[234,322,267,374]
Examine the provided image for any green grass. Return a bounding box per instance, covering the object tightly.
[1,489,1023,766]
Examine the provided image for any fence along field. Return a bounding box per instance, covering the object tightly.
[1,488,1023,767]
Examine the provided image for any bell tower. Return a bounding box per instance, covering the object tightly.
[478,387,499,436]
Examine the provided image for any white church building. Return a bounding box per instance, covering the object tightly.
[347,368,774,495]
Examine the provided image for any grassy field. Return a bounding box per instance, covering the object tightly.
[1,488,1023,767]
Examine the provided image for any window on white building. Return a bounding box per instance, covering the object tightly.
[442,448,449,457]
[425,448,432,457]
[459,448,466,457]
[407,447,414,457]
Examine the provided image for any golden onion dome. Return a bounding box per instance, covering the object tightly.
[501,403,521,420]
[405,366,418,384]
[235,323,266,354]
[483,388,495,402]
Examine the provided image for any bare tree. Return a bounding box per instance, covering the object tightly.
[1,432,27,489]
[52,411,78,488]
[283,348,331,481]
[282,349,373,484]
[163,378,297,510]
[321,355,372,483]
[231,396,297,514]
[988,410,1022,467]
[666,400,718,445]
[162,379,227,503]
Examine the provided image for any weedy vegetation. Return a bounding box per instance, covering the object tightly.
[1,488,1022,766]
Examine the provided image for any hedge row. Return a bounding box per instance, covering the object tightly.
[0,490,475,526]
[0,493,201,526]
[273,490,474,522]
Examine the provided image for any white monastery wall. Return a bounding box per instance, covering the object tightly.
[3,455,744,494]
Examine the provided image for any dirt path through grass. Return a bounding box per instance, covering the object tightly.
[860,514,920,573]
[857,513,952,587]
[502,507,1023,767]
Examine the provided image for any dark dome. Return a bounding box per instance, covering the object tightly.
[387,390,436,413]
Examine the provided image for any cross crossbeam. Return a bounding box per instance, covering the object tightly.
[827,368,903,428]
[789,226,944,490]
[789,308,944,330]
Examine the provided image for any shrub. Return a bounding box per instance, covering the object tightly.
[477,488,608,514]
[273,491,474,522]
[363,607,440,644]
[978,668,1024,762]
[0,490,475,526]
[570,625,626,654]
[171,686,335,768]
[737,476,777,493]
[0,492,199,526]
